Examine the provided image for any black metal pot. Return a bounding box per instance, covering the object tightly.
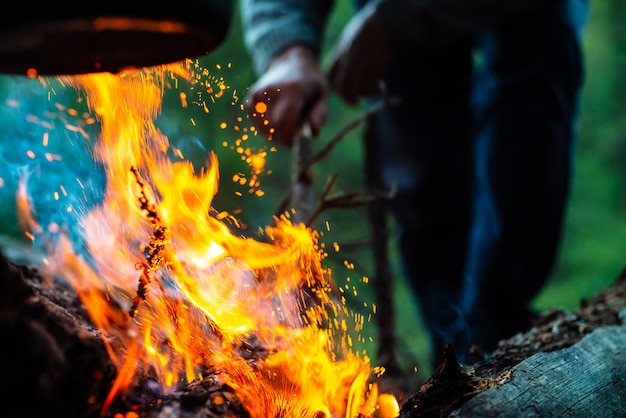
[0,0,233,76]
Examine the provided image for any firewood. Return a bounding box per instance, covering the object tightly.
[399,269,626,417]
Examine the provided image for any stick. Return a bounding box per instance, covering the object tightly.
[290,123,315,225]
[275,97,400,223]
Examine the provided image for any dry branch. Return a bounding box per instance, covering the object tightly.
[275,97,399,224]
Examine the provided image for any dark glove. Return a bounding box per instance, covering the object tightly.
[327,2,394,106]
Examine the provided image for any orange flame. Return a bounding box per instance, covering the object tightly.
[23,62,399,418]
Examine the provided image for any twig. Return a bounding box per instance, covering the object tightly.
[305,174,395,226]
[129,166,171,318]
[362,115,401,375]
[276,96,401,223]
[303,97,401,175]
[290,123,315,225]
[128,166,225,340]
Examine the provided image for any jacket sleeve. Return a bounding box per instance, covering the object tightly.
[373,0,565,49]
[239,0,334,75]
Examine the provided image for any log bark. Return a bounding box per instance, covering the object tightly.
[455,324,626,417]
[400,269,626,417]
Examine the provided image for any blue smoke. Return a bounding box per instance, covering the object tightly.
[0,75,106,250]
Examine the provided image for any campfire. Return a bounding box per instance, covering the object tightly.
[2,61,401,418]
[9,5,625,417]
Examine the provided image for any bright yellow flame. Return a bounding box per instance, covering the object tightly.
[25,61,396,417]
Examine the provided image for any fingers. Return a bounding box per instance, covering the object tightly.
[246,86,295,146]
[326,4,392,105]
[244,46,329,146]
[264,92,304,146]
[306,98,328,138]
[246,84,313,147]
[327,54,355,106]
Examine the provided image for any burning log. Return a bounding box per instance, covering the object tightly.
[0,247,254,417]
[0,248,117,417]
[3,243,626,417]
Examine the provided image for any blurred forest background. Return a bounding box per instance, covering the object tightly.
[0,0,624,376]
[182,0,626,372]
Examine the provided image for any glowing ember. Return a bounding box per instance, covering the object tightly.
[254,101,267,114]
[18,62,399,418]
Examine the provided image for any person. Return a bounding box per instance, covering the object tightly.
[238,0,589,371]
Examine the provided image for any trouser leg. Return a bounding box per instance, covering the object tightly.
[459,0,588,356]
[372,40,475,366]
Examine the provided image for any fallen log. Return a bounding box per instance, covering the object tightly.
[456,324,626,417]
[400,268,626,417]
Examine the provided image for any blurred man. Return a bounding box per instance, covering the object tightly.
[239,0,588,369]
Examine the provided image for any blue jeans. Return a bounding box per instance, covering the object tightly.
[369,0,588,365]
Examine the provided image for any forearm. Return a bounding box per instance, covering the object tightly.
[374,0,564,49]
[239,0,334,74]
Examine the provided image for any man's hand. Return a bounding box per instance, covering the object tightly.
[245,45,328,147]
[327,2,393,106]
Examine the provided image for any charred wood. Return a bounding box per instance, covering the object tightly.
[3,243,626,418]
